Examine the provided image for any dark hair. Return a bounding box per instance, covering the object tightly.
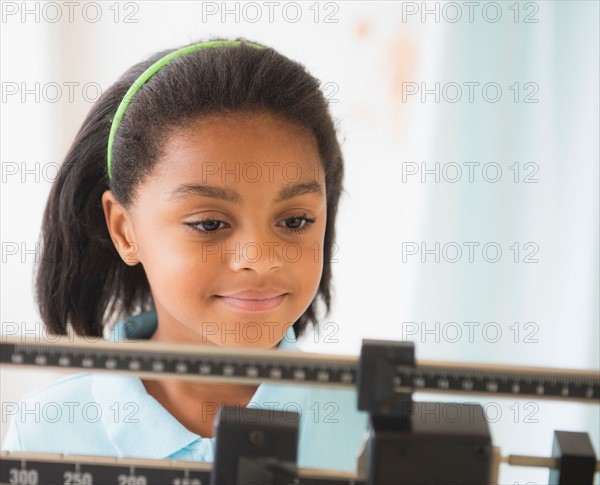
[35,36,344,341]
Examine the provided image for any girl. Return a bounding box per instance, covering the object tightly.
[2,37,368,473]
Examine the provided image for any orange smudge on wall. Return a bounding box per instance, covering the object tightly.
[388,35,418,137]
[355,19,371,39]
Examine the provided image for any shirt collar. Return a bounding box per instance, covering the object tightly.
[95,310,300,458]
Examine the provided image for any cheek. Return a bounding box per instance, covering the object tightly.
[292,238,326,298]
[138,230,219,298]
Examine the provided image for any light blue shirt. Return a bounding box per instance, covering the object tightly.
[2,312,368,473]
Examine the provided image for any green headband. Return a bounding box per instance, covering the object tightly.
[106,40,265,180]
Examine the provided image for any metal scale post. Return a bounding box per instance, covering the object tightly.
[356,339,492,484]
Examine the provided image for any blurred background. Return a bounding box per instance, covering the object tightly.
[1,1,598,483]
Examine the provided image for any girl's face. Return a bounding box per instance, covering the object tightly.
[102,112,327,348]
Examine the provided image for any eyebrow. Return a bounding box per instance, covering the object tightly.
[167,180,324,204]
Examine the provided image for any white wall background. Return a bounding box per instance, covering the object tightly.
[1,1,598,483]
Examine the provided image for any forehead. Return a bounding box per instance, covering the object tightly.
[152,112,324,189]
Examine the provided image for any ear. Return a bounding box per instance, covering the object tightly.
[101,190,140,266]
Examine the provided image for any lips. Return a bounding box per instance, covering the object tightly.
[217,288,288,300]
[216,290,287,311]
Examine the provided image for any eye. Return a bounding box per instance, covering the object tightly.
[185,214,316,238]
[185,218,229,237]
[278,214,317,234]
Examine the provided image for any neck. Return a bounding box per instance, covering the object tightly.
[141,378,259,438]
[141,312,260,438]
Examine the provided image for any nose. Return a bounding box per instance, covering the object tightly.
[228,228,284,274]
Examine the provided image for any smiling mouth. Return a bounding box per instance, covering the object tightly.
[215,294,287,311]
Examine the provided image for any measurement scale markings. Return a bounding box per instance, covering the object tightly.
[2,341,358,387]
[1,457,211,485]
[0,451,365,485]
[2,339,597,401]
[395,365,599,399]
